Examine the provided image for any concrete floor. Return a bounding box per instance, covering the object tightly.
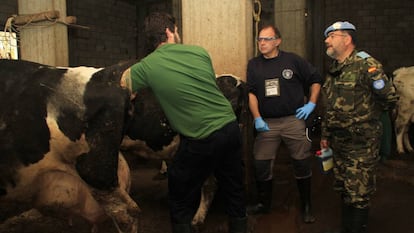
[1,141,413,233]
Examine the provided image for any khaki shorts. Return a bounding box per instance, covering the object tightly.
[253,115,312,160]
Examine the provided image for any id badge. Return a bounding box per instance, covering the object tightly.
[265,78,280,97]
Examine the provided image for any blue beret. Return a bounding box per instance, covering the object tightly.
[324,21,356,37]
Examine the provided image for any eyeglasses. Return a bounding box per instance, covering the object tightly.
[326,33,348,39]
[257,37,278,42]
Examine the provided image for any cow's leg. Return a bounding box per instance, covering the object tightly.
[33,170,107,232]
[118,153,132,194]
[152,160,169,180]
[403,127,414,152]
[118,152,141,215]
[160,160,168,174]
[93,153,140,233]
[405,115,414,152]
[395,105,411,154]
[395,131,405,154]
[192,176,217,226]
[94,187,139,233]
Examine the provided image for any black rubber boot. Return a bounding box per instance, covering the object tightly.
[340,202,352,233]
[297,177,316,223]
[228,216,247,233]
[323,202,352,233]
[247,180,273,215]
[172,223,193,233]
[343,206,369,233]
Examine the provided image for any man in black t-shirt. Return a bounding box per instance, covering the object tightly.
[246,24,322,224]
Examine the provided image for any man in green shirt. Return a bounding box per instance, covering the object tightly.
[122,12,247,233]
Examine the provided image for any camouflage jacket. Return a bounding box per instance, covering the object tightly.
[321,50,398,139]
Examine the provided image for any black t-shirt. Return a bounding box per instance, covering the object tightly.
[247,50,322,118]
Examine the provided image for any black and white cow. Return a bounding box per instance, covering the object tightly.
[120,74,249,226]
[0,58,248,231]
[0,59,139,233]
[393,66,414,154]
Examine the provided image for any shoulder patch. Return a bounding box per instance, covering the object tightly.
[357,51,371,59]
[373,79,385,90]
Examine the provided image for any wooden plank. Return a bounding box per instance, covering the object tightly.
[18,0,68,66]
[181,0,253,81]
[274,0,307,58]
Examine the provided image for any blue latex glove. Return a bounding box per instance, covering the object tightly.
[254,117,270,132]
[295,102,316,120]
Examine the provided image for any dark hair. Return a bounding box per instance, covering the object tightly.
[144,12,176,53]
[259,24,282,38]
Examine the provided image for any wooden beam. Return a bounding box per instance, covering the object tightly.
[181,0,253,80]
[18,0,69,66]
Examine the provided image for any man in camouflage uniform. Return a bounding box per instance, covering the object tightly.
[320,21,397,233]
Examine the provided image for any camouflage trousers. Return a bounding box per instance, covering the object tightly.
[329,122,382,209]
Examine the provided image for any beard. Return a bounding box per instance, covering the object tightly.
[326,47,336,59]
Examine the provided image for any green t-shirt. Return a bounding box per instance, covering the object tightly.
[129,43,236,139]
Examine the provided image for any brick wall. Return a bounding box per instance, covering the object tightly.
[0,0,17,26]
[323,0,414,74]
[0,0,140,67]
[1,0,412,71]
[67,0,138,66]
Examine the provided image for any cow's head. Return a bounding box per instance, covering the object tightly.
[124,87,177,152]
[216,74,250,126]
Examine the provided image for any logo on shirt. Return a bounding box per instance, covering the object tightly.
[282,69,293,80]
